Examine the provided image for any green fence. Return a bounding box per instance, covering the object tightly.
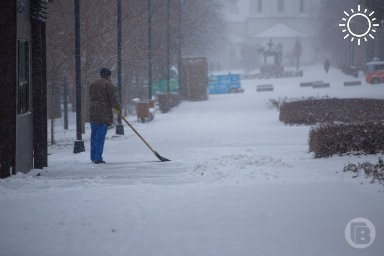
[152,79,179,95]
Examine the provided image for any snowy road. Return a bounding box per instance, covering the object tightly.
[1,66,384,256]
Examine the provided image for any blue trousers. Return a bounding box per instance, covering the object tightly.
[90,123,108,162]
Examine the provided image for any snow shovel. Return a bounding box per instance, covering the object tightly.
[119,114,171,162]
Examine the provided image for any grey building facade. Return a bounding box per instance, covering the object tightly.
[0,0,48,178]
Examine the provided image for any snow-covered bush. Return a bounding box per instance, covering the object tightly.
[279,98,384,125]
[267,96,329,110]
[343,159,384,185]
[267,97,289,110]
[309,122,384,158]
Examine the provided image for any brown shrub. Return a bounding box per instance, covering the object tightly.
[279,98,384,125]
[157,93,181,113]
[309,122,384,158]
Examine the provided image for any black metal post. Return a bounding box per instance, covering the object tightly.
[178,0,183,64]
[351,42,355,66]
[166,0,170,92]
[177,0,184,99]
[42,19,48,167]
[115,0,124,135]
[148,0,153,99]
[73,0,85,153]
[63,79,68,130]
[343,39,347,67]
[375,20,384,61]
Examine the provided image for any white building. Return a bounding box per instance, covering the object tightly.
[211,0,321,71]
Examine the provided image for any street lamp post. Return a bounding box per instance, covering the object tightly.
[166,0,170,92]
[73,0,85,154]
[115,0,124,135]
[374,19,384,61]
[148,0,153,99]
[177,0,183,98]
[62,78,69,130]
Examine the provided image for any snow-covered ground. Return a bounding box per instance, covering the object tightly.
[1,66,384,256]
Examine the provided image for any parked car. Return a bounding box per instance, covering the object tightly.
[366,61,384,84]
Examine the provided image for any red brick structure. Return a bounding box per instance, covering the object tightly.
[180,57,209,101]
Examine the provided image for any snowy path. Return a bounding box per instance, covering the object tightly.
[1,66,384,256]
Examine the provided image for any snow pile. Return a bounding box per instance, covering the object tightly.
[192,149,293,184]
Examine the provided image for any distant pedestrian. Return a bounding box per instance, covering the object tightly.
[324,59,331,73]
[88,68,121,164]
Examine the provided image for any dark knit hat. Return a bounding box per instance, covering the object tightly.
[100,67,112,78]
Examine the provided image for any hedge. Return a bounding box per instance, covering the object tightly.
[309,122,384,158]
[279,98,384,125]
[157,93,181,113]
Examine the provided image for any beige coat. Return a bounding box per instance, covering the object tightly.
[88,78,120,126]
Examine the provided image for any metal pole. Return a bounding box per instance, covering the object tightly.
[375,20,384,61]
[148,0,153,99]
[115,0,124,135]
[63,79,68,130]
[178,0,183,98]
[73,0,85,153]
[166,0,170,92]
[50,81,55,145]
[374,31,379,60]
[178,0,182,69]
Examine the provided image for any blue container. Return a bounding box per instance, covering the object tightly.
[208,74,242,94]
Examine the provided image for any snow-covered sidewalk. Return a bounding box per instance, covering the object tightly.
[1,66,383,256]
